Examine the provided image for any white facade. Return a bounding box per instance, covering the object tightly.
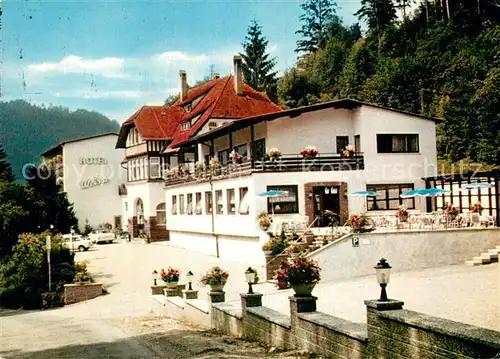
[44,134,125,230]
[164,104,438,263]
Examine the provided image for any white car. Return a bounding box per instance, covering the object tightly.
[62,234,93,252]
[88,229,115,244]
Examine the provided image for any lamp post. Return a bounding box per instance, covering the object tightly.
[186,271,194,291]
[374,258,392,302]
[245,267,255,294]
[152,270,158,286]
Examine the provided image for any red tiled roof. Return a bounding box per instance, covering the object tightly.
[117,75,282,149]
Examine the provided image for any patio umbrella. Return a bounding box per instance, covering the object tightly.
[459,183,494,191]
[400,188,450,198]
[350,190,377,196]
[257,190,289,216]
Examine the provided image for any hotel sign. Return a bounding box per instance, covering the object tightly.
[80,177,110,189]
[79,157,108,165]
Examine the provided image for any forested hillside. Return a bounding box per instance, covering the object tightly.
[278,0,500,165]
[0,100,120,180]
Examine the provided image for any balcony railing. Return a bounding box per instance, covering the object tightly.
[164,153,364,186]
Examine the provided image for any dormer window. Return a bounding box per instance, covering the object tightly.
[126,127,142,146]
[185,103,192,112]
[181,121,191,131]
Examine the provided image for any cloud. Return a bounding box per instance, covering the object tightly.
[27,55,128,79]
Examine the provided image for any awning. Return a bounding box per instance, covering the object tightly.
[162,147,180,154]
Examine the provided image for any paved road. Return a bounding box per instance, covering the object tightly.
[0,241,302,359]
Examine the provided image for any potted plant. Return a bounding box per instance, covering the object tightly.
[160,267,180,288]
[287,257,321,297]
[257,212,272,231]
[445,204,460,220]
[262,241,273,255]
[200,266,229,292]
[342,145,354,158]
[274,261,289,290]
[300,146,319,159]
[396,205,409,222]
[266,148,281,162]
[195,161,205,177]
[346,213,374,233]
[230,150,242,164]
[470,202,483,214]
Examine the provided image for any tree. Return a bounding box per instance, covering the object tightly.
[295,0,339,53]
[0,144,14,183]
[355,0,397,37]
[240,20,278,102]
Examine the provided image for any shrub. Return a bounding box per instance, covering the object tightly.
[0,231,75,309]
[159,267,180,283]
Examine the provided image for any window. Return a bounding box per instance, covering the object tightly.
[215,190,223,214]
[354,135,360,153]
[218,149,230,164]
[336,136,349,154]
[208,121,217,130]
[171,196,178,215]
[205,191,213,214]
[366,184,415,210]
[185,103,192,112]
[156,203,166,226]
[253,138,266,161]
[179,194,185,214]
[238,187,249,215]
[149,157,161,179]
[181,121,191,131]
[195,193,202,215]
[234,144,248,160]
[227,189,236,214]
[186,194,193,214]
[377,134,419,153]
[267,185,299,214]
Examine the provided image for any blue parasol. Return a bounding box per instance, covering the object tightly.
[257,190,289,216]
[459,183,494,191]
[400,188,450,198]
[351,190,377,196]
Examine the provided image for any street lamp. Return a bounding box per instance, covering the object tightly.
[152,270,159,286]
[245,267,256,294]
[186,270,194,291]
[374,258,392,302]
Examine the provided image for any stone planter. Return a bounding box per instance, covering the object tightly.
[291,283,316,297]
[263,250,273,255]
[165,281,178,289]
[209,283,225,292]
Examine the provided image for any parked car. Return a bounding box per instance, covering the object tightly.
[88,229,115,244]
[62,234,93,252]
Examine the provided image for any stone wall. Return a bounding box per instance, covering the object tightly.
[64,283,103,305]
[309,228,500,282]
[211,295,500,358]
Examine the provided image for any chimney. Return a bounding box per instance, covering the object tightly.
[233,55,243,96]
[179,70,188,101]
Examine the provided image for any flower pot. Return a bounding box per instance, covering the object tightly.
[291,283,316,297]
[209,283,225,292]
[165,281,178,289]
[303,234,314,245]
[260,225,270,231]
[399,215,408,223]
[263,250,273,255]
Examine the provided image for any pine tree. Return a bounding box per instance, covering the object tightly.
[240,20,278,102]
[295,0,338,54]
[0,144,15,183]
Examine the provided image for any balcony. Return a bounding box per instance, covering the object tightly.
[164,153,364,186]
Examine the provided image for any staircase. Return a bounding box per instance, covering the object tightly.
[465,245,500,266]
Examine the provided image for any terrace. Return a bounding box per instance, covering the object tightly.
[163,153,364,186]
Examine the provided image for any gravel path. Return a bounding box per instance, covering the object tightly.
[0,241,307,359]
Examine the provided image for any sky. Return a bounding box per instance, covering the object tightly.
[1,0,362,123]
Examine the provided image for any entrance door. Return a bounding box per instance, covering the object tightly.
[313,186,340,227]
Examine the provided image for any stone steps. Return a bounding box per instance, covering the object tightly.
[465,244,500,266]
